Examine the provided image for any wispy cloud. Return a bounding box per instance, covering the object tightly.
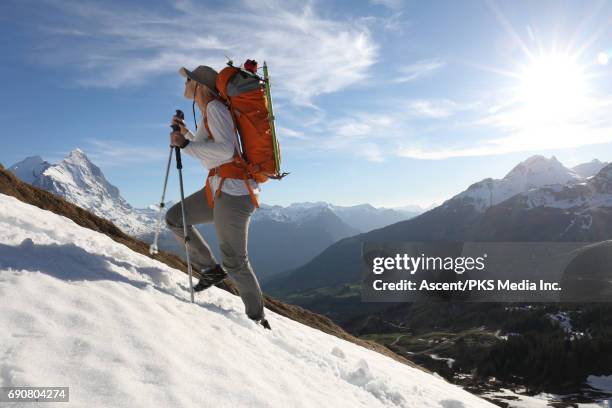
[276,126,309,140]
[281,97,479,161]
[394,58,446,83]
[370,0,405,11]
[401,99,475,119]
[355,142,385,162]
[328,114,396,137]
[84,139,168,166]
[397,125,612,160]
[33,0,378,107]
[397,94,612,160]
[300,112,404,162]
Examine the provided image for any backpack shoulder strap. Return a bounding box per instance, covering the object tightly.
[203,98,220,140]
[206,97,245,158]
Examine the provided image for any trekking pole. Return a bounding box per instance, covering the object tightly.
[175,146,195,303]
[149,146,173,255]
[170,109,195,303]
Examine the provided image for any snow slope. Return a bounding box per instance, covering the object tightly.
[0,193,493,408]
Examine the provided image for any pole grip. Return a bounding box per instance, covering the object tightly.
[171,109,185,132]
[175,146,183,169]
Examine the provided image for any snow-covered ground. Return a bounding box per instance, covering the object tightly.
[429,354,455,369]
[588,375,612,394]
[0,193,494,408]
[482,389,561,408]
[546,311,588,340]
[482,387,611,408]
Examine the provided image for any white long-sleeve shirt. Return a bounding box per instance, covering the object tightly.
[182,99,260,198]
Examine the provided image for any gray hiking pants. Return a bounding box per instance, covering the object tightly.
[165,187,264,320]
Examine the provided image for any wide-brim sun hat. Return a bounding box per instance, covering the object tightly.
[179,65,219,95]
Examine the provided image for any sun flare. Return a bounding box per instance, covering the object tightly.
[517,54,588,119]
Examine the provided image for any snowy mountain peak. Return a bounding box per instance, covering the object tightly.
[65,148,90,164]
[572,159,610,178]
[288,201,333,211]
[503,155,578,185]
[517,162,612,212]
[9,150,154,235]
[595,163,612,178]
[11,155,45,166]
[448,155,588,212]
[69,147,86,156]
[589,163,612,194]
[63,148,99,172]
[39,149,122,202]
[8,155,51,184]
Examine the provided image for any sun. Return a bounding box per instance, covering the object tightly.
[516,53,589,119]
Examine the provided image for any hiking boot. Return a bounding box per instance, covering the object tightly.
[193,264,228,292]
[260,318,272,330]
[251,317,272,330]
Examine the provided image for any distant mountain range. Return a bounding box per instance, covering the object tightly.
[8,149,422,279]
[255,201,423,233]
[263,155,612,321]
[256,154,612,402]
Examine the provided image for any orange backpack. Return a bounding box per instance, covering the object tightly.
[203,60,287,208]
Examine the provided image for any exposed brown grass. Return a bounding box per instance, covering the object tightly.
[0,164,420,368]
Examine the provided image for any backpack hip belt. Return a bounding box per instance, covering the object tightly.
[204,157,259,209]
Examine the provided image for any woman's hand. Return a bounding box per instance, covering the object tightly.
[172,115,188,135]
[170,131,186,147]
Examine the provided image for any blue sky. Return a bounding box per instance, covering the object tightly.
[2,0,612,208]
